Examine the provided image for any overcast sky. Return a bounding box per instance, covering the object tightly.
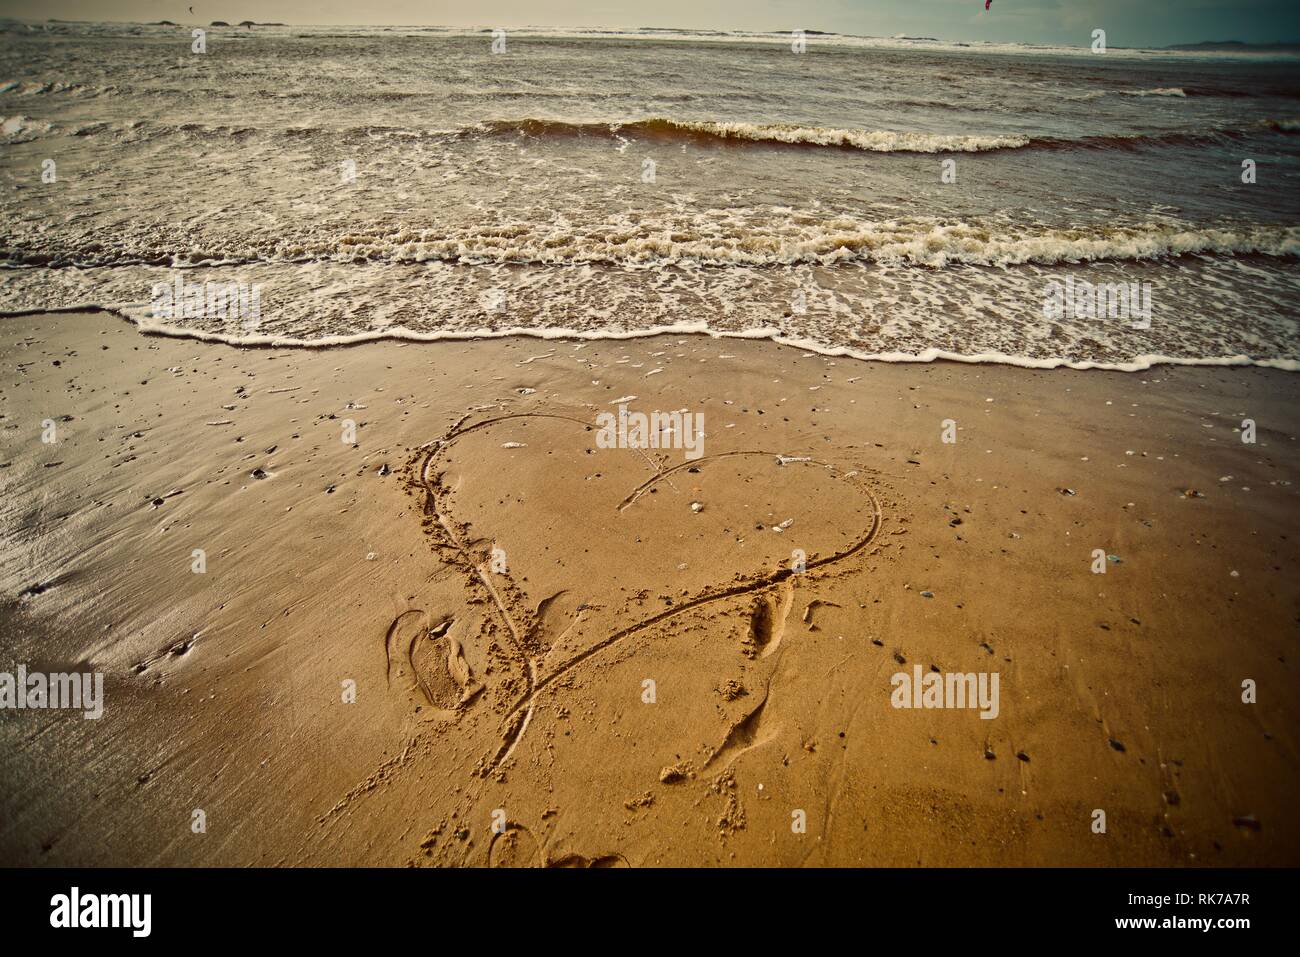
[2,1,1298,47]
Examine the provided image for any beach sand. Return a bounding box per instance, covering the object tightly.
[1,309,1296,866]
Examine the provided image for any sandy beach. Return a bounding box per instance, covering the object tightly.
[1,309,1296,867]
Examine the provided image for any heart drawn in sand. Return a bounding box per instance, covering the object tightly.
[391,409,883,769]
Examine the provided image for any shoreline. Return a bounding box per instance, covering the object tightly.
[4,304,1299,373]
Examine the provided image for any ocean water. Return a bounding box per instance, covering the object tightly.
[1,21,1298,369]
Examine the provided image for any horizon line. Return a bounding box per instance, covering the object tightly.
[9,18,1300,51]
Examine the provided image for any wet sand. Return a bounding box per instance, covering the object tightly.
[1,309,1297,866]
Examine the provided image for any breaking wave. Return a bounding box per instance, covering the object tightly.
[26,113,1294,154]
[482,117,1032,152]
[5,219,1297,270]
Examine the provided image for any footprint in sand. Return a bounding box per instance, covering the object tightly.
[742,581,794,660]
[546,852,629,868]
[488,823,541,868]
[384,610,482,715]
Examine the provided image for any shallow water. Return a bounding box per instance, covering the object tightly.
[1,22,1298,368]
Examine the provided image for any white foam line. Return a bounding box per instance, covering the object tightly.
[23,306,1300,374]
